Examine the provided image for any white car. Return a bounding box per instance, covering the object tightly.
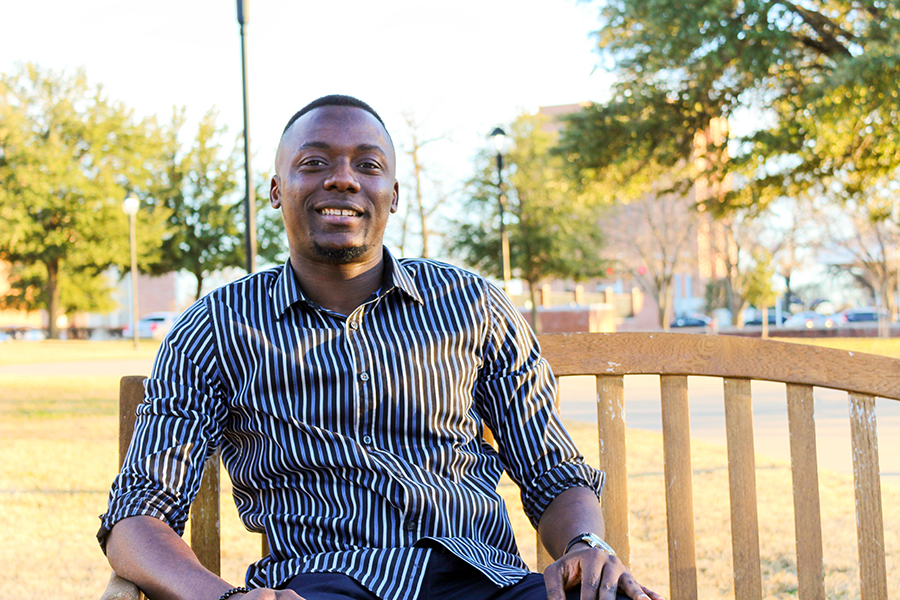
[783,311,834,329]
[123,312,179,340]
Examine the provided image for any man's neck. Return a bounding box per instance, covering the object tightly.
[289,250,386,316]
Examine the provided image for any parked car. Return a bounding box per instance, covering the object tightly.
[745,311,789,326]
[783,311,834,329]
[0,330,10,343]
[833,306,888,325]
[122,312,179,340]
[671,313,712,328]
[19,328,47,341]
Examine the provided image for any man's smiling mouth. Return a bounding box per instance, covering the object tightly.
[318,208,361,217]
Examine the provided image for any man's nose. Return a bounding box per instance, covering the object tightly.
[323,160,361,192]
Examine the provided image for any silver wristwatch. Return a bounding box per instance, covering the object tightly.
[564,531,617,556]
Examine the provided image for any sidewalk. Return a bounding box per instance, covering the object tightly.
[0,358,154,377]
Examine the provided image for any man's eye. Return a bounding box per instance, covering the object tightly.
[359,161,380,170]
[301,159,325,167]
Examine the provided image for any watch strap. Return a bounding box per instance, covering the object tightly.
[563,531,617,556]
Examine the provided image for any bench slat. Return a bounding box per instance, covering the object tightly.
[597,375,630,566]
[786,384,825,600]
[660,375,698,600]
[539,333,900,400]
[723,378,761,600]
[192,451,222,576]
[535,379,565,572]
[118,376,145,468]
[849,392,887,600]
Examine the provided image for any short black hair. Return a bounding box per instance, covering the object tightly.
[281,95,387,137]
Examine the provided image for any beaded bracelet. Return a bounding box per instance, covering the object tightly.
[219,587,250,600]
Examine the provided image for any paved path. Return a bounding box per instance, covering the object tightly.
[558,374,900,486]
[0,358,155,377]
[6,358,898,486]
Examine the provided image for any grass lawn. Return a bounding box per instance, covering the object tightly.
[2,335,898,599]
[782,336,900,359]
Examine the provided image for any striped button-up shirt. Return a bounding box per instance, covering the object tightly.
[99,249,603,600]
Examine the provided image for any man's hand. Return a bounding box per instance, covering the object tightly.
[543,545,664,600]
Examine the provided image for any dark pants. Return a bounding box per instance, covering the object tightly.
[286,549,630,599]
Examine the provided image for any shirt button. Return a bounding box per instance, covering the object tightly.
[406,521,416,532]
[359,372,370,382]
[362,435,373,445]
[349,321,359,330]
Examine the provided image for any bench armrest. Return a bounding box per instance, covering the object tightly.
[100,571,142,600]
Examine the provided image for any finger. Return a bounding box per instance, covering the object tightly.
[543,563,570,600]
[641,585,666,600]
[578,558,603,600]
[612,573,654,600]
[595,557,622,600]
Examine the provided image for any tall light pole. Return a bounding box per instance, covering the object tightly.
[122,195,140,350]
[490,127,511,294]
[236,0,256,273]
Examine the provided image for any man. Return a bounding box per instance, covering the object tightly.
[99,95,662,600]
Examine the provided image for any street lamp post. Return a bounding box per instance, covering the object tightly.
[236,0,256,273]
[122,195,140,349]
[490,127,511,294]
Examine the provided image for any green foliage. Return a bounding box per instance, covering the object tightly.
[704,278,730,313]
[563,0,900,212]
[449,112,609,289]
[0,63,169,336]
[743,249,779,308]
[145,109,245,300]
[254,174,289,268]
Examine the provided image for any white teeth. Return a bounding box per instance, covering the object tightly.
[320,208,359,217]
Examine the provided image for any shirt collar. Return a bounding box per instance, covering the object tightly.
[272,248,423,319]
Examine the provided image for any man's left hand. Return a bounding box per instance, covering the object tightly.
[543,546,664,600]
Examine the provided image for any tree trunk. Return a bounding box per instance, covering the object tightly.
[46,258,60,339]
[528,279,540,334]
[761,306,769,339]
[657,280,670,330]
[194,272,204,302]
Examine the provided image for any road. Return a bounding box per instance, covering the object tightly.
[4,357,898,485]
[557,374,900,486]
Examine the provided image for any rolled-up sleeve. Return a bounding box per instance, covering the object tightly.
[97,300,227,552]
[474,283,604,529]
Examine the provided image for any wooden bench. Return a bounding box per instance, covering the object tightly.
[101,332,899,600]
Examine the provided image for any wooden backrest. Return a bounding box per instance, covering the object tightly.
[537,332,899,600]
[119,376,224,575]
[118,332,898,600]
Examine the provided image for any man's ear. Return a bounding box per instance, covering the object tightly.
[270,175,282,209]
[390,180,399,213]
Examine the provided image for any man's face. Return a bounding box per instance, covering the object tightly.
[270,105,399,266]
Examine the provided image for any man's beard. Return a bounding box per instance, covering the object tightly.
[312,243,369,264]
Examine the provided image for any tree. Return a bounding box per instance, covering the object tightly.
[821,192,900,333]
[561,0,900,213]
[603,190,699,329]
[147,109,244,301]
[0,64,169,338]
[743,249,779,337]
[449,111,608,329]
[390,111,447,258]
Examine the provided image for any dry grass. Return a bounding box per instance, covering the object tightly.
[2,363,898,599]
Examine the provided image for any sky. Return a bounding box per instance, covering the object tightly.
[1,0,612,190]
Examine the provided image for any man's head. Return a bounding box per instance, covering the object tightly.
[270,95,398,268]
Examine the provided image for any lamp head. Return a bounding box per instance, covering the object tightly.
[122,195,140,216]
[490,127,506,154]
